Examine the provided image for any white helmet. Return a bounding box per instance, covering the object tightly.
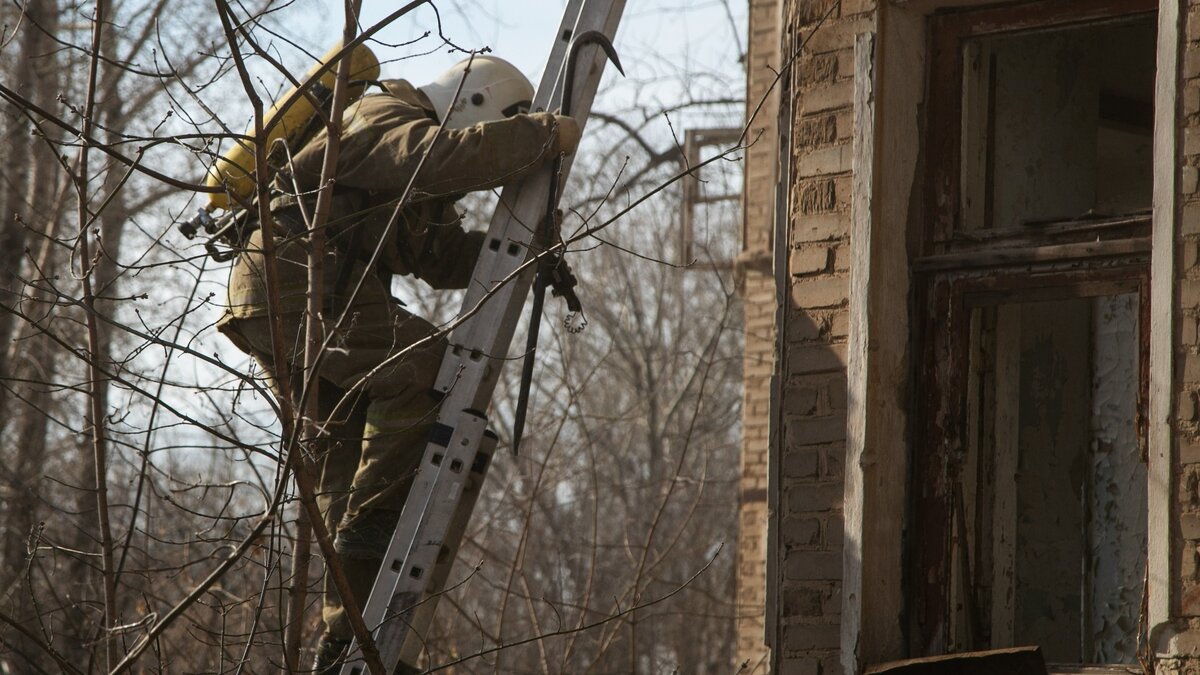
[419,55,535,129]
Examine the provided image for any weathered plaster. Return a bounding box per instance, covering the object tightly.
[1150,0,1182,646]
[841,0,923,671]
[1089,294,1146,661]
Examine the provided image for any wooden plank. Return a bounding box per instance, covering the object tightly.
[931,0,1156,39]
[963,214,1150,241]
[953,309,982,649]
[846,2,927,663]
[843,29,877,675]
[912,238,1150,273]
[1046,666,1140,674]
[989,303,1020,647]
[1147,0,1180,633]
[959,39,990,234]
[924,11,963,247]
[866,646,1048,675]
[910,275,958,652]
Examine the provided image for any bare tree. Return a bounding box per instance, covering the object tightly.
[0,1,747,672]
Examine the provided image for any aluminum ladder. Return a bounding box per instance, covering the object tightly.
[339,1,626,671]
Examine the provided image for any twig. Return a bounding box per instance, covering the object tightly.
[107,510,277,674]
[423,546,723,673]
[287,0,364,666]
[0,607,86,675]
[213,1,384,672]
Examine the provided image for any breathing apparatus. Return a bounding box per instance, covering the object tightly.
[179,41,380,260]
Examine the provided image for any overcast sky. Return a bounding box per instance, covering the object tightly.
[309,1,748,124]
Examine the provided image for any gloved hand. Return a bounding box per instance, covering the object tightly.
[552,115,581,155]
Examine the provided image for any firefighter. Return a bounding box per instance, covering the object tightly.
[214,55,580,672]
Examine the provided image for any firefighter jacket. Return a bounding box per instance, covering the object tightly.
[223,79,565,319]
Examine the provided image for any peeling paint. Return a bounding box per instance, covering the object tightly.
[1086,293,1147,662]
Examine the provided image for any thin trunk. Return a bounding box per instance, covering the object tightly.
[289,1,364,666]
[215,2,383,671]
[75,1,117,669]
[0,174,69,672]
[0,355,53,670]
[285,509,313,669]
[0,0,58,425]
[0,200,63,579]
[0,12,66,670]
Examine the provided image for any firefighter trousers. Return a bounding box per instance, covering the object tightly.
[218,300,445,640]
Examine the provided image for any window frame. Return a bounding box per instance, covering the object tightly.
[910,0,1158,659]
[910,261,1151,657]
[921,0,1158,255]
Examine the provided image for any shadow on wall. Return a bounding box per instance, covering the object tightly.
[774,293,850,672]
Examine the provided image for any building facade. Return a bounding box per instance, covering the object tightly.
[737,0,1200,672]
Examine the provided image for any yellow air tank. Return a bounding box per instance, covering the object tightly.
[204,41,380,212]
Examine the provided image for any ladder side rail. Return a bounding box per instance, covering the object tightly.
[341,413,489,674]
[343,0,626,671]
[395,430,498,664]
[343,3,585,671]
[379,0,629,609]
[370,411,488,659]
[446,0,626,347]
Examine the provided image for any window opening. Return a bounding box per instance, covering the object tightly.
[912,1,1156,664]
[948,290,1147,664]
[680,127,742,269]
[959,18,1155,234]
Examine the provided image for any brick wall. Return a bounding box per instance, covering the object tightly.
[1179,0,1200,597]
[1164,2,1200,671]
[737,0,781,670]
[746,1,1200,673]
[772,0,867,672]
